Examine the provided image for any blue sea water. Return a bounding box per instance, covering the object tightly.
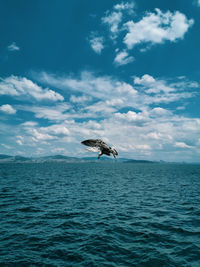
[0,162,200,266]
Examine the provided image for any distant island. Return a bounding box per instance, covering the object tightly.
[0,154,155,164]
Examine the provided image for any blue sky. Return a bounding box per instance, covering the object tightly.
[0,0,200,162]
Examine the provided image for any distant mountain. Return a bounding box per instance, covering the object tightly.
[0,154,155,163]
[37,155,82,163]
[0,154,31,162]
[0,154,12,159]
[14,155,31,161]
[82,157,113,161]
[124,159,155,163]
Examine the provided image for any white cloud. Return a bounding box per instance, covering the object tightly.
[7,42,20,51]
[132,74,197,107]
[134,74,175,94]
[105,98,124,106]
[84,101,117,114]
[124,9,194,49]
[115,110,148,123]
[150,107,171,116]
[114,2,134,11]
[198,0,200,7]
[174,142,193,149]
[20,103,71,121]
[89,36,104,54]
[114,50,134,66]
[21,121,38,127]
[70,95,92,103]
[115,108,172,125]
[102,2,135,39]
[102,11,123,38]
[40,124,70,136]
[38,71,197,114]
[28,128,56,141]
[32,107,65,121]
[38,71,137,103]
[134,74,156,85]
[0,76,64,102]
[0,104,16,114]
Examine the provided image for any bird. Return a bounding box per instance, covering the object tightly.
[81,139,118,159]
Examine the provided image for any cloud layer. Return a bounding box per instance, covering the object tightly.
[1,70,197,162]
[0,76,64,101]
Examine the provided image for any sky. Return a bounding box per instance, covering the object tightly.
[0,0,200,162]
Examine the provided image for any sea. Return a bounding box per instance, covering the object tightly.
[0,162,200,267]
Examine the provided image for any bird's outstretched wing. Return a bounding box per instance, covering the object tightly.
[81,139,109,149]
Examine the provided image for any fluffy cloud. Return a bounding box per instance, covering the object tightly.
[133,74,196,106]
[150,107,172,116]
[114,50,134,66]
[84,101,117,114]
[19,103,71,121]
[134,74,174,93]
[0,76,64,101]
[115,108,171,124]
[89,35,104,54]
[70,94,92,103]
[115,110,148,124]
[7,42,20,51]
[40,124,70,136]
[102,2,135,39]
[134,74,156,85]
[27,128,56,141]
[21,121,38,127]
[114,2,135,11]
[102,11,123,39]
[0,104,16,114]
[123,9,194,49]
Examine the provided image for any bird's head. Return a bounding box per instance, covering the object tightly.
[110,147,118,158]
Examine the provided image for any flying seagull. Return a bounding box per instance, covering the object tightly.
[81,139,118,159]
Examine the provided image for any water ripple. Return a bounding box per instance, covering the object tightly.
[0,162,200,266]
